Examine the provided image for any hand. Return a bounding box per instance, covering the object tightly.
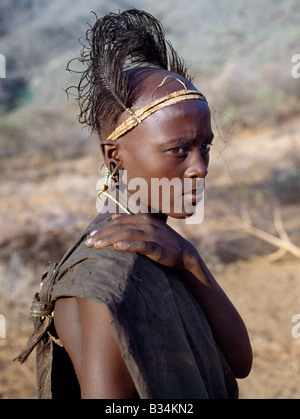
[85,214,198,270]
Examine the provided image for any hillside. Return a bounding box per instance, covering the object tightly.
[1,0,300,135]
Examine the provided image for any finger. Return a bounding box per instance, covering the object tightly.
[92,229,150,249]
[113,237,183,269]
[113,240,164,262]
[115,241,168,267]
[86,217,159,246]
[85,223,136,246]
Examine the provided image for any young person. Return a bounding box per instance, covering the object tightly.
[17,9,252,399]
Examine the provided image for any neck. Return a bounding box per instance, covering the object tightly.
[98,186,168,223]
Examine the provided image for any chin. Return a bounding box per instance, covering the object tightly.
[167,210,195,220]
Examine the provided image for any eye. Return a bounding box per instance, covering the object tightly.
[201,142,212,153]
[169,145,191,157]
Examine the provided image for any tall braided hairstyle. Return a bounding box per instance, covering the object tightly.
[66,9,193,137]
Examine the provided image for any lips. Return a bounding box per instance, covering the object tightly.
[183,182,205,201]
[182,179,205,208]
[184,190,204,200]
[183,191,204,206]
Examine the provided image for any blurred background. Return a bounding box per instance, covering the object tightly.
[0,0,300,398]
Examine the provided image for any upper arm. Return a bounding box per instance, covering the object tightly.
[77,298,138,399]
[55,297,138,399]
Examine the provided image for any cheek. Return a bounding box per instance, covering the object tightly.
[121,147,165,182]
[203,152,210,168]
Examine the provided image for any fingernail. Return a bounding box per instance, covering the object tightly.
[89,230,98,237]
[94,240,102,247]
[85,238,93,246]
[114,241,127,249]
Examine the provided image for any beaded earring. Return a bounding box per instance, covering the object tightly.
[97,167,130,214]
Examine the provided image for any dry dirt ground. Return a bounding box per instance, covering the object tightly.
[0,118,300,399]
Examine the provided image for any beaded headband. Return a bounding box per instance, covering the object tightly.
[106,89,207,141]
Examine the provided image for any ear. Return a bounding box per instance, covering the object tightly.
[101,143,123,175]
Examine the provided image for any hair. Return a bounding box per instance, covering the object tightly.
[66,9,193,135]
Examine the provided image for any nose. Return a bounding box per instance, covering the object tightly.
[184,150,208,179]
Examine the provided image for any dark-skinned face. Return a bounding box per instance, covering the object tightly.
[104,71,214,219]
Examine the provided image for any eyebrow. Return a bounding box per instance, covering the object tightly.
[161,132,214,148]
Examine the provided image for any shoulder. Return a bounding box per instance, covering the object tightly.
[51,221,164,304]
[58,233,154,282]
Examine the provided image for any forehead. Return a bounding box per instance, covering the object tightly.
[128,98,211,146]
[113,69,211,147]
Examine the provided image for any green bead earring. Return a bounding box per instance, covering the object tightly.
[97,167,130,214]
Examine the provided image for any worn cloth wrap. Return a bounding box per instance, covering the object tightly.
[32,216,238,399]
